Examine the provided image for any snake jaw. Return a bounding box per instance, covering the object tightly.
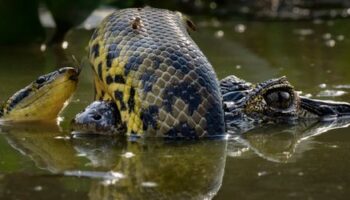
[1,67,79,121]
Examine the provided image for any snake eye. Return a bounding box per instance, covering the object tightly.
[264,90,293,110]
[35,76,46,85]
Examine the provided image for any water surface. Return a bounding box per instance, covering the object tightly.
[1,18,350,199]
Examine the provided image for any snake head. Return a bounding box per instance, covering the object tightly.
[1,67,79,121]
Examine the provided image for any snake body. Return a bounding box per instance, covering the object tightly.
[88,8,225,137]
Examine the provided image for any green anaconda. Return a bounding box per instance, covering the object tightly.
[87,7,225,137]
[0,67,79,121]
[1,7,350,139]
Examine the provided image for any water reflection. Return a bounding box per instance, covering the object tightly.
[2,117,350,198]
[1,123,227,199]
[228,119,350,163]
[0,122,79,172]
[74,138,226,199]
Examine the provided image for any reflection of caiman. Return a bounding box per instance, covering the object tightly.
[228,118,350,163]
[1,7,350,138]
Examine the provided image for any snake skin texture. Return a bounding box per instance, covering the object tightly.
[88,7,225,138]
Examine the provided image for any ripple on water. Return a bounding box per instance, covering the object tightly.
[325,39,336,47]
[64,170,125,181]
[141,182,158,188]
[121,152,135,158]
[33,186,43,191]
[334,84,350,89]
[234,24,246,33]
[293,29,313,36]
[317,90,347,97]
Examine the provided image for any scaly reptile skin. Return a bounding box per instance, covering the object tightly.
[88,8,225,138]
[0,67,79,121]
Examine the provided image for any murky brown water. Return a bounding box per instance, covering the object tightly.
[1,18,350,199]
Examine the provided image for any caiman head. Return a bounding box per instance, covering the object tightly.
[221,75,350,131]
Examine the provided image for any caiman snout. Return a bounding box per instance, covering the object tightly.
[299,97,350,119]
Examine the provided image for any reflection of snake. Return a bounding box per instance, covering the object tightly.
[3,128,227,199]
[87,7,225,137]
[72,139,227,200]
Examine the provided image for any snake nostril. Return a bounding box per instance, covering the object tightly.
[92,114,102,121]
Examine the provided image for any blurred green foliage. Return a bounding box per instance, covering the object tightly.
[0,0,44,44]
[44,0,101,44]
[0,0,101,44]
[0,0,219,44]
[0,0,350,44]
[104,0,222,15]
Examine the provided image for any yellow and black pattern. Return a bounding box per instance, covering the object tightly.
[0,67,79,121]
[88,8,225,137]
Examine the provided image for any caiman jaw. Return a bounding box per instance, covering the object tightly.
[298,97,350,119]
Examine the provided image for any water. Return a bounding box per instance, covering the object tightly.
[1,18,350,199]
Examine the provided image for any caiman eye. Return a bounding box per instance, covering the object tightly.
[35,76,46,85]
[264,90,293,110]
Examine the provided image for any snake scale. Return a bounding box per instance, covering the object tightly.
[88,7,225,138]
